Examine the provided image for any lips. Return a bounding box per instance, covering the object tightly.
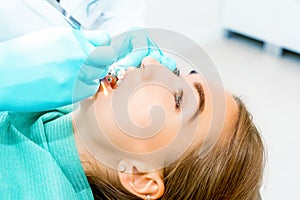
[99,80,111,96]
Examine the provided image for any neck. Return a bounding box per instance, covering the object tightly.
[71,99,119,179]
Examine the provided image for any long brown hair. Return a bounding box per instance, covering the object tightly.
[86,96,265,200]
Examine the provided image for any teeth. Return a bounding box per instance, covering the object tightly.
[117,68,126,80]
[115,68,126,87]
[116,79,123,85]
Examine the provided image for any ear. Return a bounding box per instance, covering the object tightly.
[117,160,165,200]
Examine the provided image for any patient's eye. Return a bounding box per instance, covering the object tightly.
[174,89,183,109]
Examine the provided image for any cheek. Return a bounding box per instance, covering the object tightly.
[127,86,175,128]
[93,85,183,153]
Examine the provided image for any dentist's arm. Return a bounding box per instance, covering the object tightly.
[0,27,111,112]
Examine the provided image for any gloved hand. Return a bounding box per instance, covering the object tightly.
[0,26,111,112]
[86,28,177,75]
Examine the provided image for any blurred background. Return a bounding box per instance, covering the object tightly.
[144,0,300,199]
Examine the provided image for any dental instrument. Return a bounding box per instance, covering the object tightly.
[45,0,81,30]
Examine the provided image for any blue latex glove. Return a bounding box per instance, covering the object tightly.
[87,28,177,74]
[0,27,111,112]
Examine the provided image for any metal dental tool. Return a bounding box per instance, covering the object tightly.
[45,0,81,30]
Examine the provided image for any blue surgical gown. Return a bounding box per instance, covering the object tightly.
[0,107,93,199]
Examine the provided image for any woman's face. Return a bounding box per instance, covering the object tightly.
[78,57,238,170]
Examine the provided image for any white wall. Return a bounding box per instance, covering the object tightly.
[144,0,221,43]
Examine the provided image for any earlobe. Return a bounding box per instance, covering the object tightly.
[117,160,165,200]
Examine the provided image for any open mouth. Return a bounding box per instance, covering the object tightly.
[99,68,127,96]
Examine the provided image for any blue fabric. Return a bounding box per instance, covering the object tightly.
[0,106,93,199]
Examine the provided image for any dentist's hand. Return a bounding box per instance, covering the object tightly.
[87,28,177,74]
[0,27,111,112]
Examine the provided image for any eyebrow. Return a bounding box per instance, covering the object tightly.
[190,82,206,121]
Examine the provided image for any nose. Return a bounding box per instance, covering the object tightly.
[141,56,160,66]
